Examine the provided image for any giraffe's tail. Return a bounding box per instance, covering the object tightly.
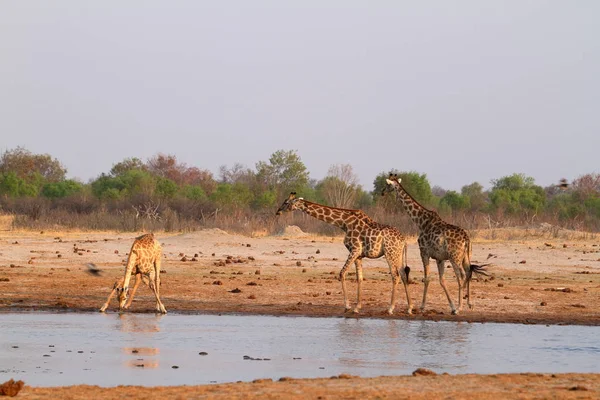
[464,240,490,282]
[466,263,490,281]
[404,243,411,282]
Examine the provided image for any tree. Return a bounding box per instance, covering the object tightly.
[255,150,310,198]
[219,163,255,184]
[431,185,447,198]
[146,153,216,194]
[146,153,181,181]
[440,190,470,212]
[182,185,207,201]
[155,177,178,199]
[317,164,360,208]
[571,173,600,201]
[489,173,545,215]
[110,157,146,176]
[41,180,83,199]
[91,174,126,199]
[118,169,156,198]
[547,192,585,221]
[0,147,66,182]
[461,182,487,212]
[210,183,253,210]
[0,171,40,197]
[180,166,217,195]
[91,170,155,199]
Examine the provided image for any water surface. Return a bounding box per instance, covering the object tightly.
[0,313,598,387]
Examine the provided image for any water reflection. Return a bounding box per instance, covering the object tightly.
[335,319,407,369]
[115,314,162,369]
[116,313,163,333]
[335,319,472,371]
[415,320,470,355]
[413,321,471,370]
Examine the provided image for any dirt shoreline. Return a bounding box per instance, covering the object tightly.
[14,373,600,399]
[1,228,599,398]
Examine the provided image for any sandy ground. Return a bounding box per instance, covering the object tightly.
[1,227,599,398]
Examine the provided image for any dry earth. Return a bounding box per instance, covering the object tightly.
[1,226,599,398]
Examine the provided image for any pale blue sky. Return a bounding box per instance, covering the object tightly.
[1,1,598,191]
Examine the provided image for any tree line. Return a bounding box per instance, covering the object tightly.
[0,146,599,233]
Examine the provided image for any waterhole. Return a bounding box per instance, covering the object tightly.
[0,313,598,387]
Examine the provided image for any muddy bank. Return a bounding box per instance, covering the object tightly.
[0,230,599,326]
[16,373,600,399]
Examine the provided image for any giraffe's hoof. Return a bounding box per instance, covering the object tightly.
[451,309,459,315]
[344,307,352,313]
[352,307,361,314]
[406,308,413,315]
[387,308,394,315]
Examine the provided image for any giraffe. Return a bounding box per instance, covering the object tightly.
[384,174,488,315]
[276,192,412,315]
[100,233,166,313]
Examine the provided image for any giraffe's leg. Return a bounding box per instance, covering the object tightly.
[123,273,142,309]
[100,277,125,312]
[353,258,364,313]
[420,252,431,312]
[436,260,458,314]
[387,264,400,315]
[398,262,412,315]
[449,260,466,312]
[465,266,473,310]
[339,251,360,312]
[119,252,139,311]
[466,275,473,309]
[146,269,160,313]
[386,256,410,315]
[153,257,166,314]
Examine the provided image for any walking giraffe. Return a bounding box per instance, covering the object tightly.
[384,174,487,314]
[100,233,167,313]
[276,192,412,315]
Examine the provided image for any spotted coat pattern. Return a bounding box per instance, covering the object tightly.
[385,176,477,314]
[276,193,412,314]
[110,233,166,313]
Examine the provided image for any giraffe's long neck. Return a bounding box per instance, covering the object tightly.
[392,184,440,232]
[297,200,359,232]
[121,249,138,290]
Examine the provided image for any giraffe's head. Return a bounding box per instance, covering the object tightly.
[276,192,302,215]
[117,286,130,310]
[382,174,402,196]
